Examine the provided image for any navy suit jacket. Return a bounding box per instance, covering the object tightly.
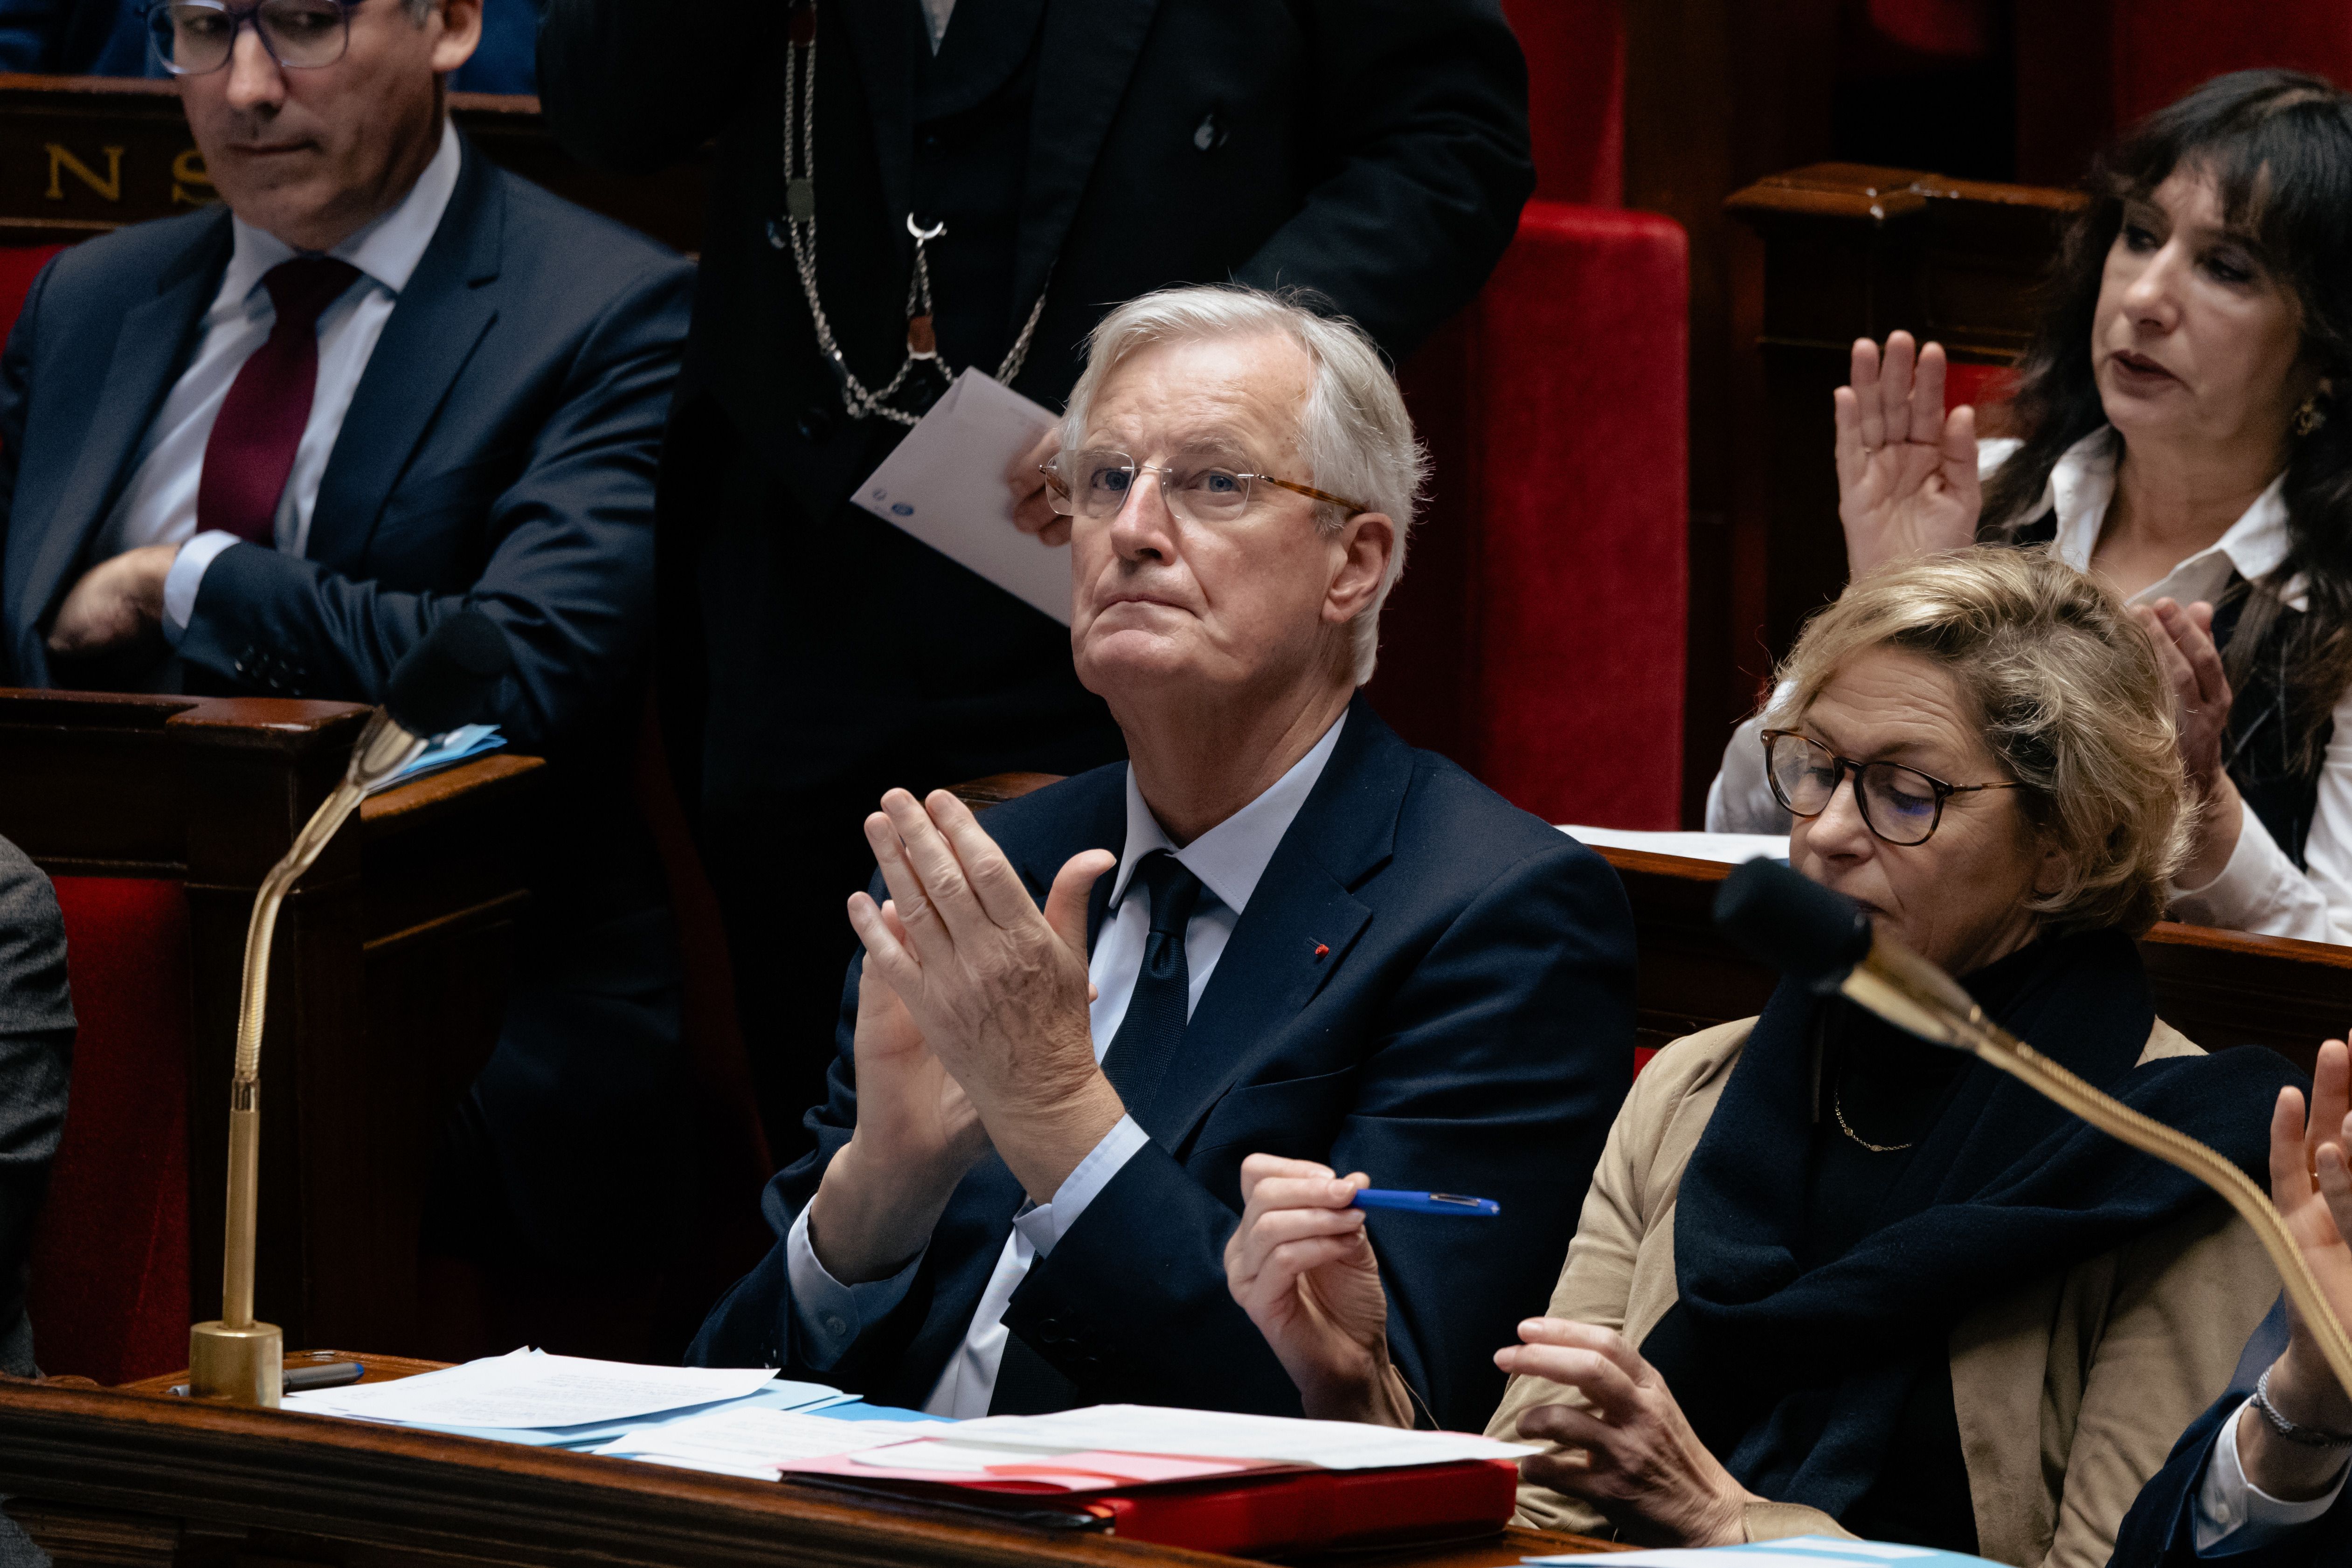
[689,697,1638,1433]
[0,133,691,815]
[2110,1301,2352,1568]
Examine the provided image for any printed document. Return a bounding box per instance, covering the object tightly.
[852,368,1070,624]
[283,1348,785,1429]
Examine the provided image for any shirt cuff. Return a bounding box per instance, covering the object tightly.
[162,531,242,643]
[2193,1396,2352,1555]
[2168,806,2338,943]
[783,1203,922,1373]
[1011,1114,1150,1258]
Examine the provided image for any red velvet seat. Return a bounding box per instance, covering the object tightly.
[2,242,195,1385]
[1374,2,1690,830]
[28,878,191,1385]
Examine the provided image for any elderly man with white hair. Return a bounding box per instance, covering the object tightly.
[686,286,1636,1431]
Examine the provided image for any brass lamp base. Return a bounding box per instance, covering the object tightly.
[189,1320,282,1406]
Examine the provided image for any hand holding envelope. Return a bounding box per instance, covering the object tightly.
[854,369,1073,625]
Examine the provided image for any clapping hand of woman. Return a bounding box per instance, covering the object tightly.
[2238,1038,2352,1499]
[1222,1154,1411,1426]
[2131,596,2243,887]
[1499,1319,1761,1548]
[1833,332,1984,580]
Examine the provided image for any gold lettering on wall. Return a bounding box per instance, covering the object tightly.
[43,143,125,202]
[172,147,215,207]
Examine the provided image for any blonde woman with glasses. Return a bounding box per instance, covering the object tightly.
[1226,549,2304,1566]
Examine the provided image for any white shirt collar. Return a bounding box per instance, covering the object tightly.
[1108,711,1349,917]
[214,118,463,316]
[2030,425,2300,610]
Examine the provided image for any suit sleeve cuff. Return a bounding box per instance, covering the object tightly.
[2193,1397,2352,1555]
[782,1204,921,1372]
[163,531,242,643]
[1012,1114,1150,1258]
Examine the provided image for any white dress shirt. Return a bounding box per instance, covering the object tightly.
[782,712,1350,1417]
[2193,1395,2351,1554]
[92,119,462,642]
[920,0,955,50]
[1707,426,2352,945]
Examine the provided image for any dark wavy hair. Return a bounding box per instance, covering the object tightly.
[1979,69,2352,761]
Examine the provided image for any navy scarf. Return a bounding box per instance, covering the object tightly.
[1643,926,2302,1521]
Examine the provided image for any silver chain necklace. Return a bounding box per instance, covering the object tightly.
[771,0,1052,426]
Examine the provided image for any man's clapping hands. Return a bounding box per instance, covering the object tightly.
[808,788,1118,1284]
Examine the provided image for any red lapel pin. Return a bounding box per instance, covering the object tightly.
[1313,943,1329,960]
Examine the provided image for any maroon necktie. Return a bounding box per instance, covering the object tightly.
[195,256,362,545]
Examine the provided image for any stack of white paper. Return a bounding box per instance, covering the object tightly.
[284,1348,830,1447]
[595,1407,961,1480]
[910,1404,1536,1472]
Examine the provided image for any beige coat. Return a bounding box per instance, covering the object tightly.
[1484,1017,2280,1568]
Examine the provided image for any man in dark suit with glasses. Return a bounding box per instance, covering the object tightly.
[537,0,1539,1163]
[0,0,698,1317]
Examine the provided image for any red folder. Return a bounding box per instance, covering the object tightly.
[1085,1457,1522,1555]
[795,1458,1522,1557]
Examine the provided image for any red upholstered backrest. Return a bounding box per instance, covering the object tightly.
[0,245,63,342]
[1380,202,1689,828]
[28,877,192,1385]
[2111,2,2352,126]
[1501,0,1623,207]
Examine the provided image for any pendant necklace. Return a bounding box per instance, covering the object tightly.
[771,0,1053,426]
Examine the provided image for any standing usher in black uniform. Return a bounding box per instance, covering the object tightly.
[535,0,1537,1154]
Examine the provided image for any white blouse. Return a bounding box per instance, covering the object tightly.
[1707,428,2352,946]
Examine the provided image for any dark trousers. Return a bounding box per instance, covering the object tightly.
[683,439,1126,1160]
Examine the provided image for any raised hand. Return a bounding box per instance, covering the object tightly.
[1223,1154,1408,1425]
[845,787,1118,1203]
[1833,332,1983,580]
[2238,1037,2352,1499]
[1499,1319,1758,1547]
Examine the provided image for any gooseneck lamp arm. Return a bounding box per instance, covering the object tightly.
[188,613,514,1405]
[1713,857,2352,1401]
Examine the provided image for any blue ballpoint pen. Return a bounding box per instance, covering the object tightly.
[1349,1189,1501,1216]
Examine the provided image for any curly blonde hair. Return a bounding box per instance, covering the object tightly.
[1765,546,2191,936]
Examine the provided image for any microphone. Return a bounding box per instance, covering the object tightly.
[188,613,513,1405]
[1713,857,2352,1400]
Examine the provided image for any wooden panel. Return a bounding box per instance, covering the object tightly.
[1598,845,2339,1073]
[0,691,542,1355]
[1722,162,2083,667]
[0,1374,1621,1568]
[0,76,705,253]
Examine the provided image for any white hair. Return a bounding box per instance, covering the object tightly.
[1059,285,1428,685]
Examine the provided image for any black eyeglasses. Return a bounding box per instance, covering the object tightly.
[146,0,358,76]
[1761,729,2022,847]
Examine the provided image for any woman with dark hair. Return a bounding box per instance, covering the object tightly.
[1711,68,2352,945]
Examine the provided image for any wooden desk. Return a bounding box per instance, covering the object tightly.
[0,1360,1618,1568]
[1723,162,2080,670]
[0,690,543,1371]
[1599,844,2350,1074]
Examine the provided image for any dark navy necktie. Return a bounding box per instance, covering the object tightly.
[988,849,1204,1416]
[1097,850,1205,1119]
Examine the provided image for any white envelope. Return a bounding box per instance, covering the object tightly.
[853,369,1072,624]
